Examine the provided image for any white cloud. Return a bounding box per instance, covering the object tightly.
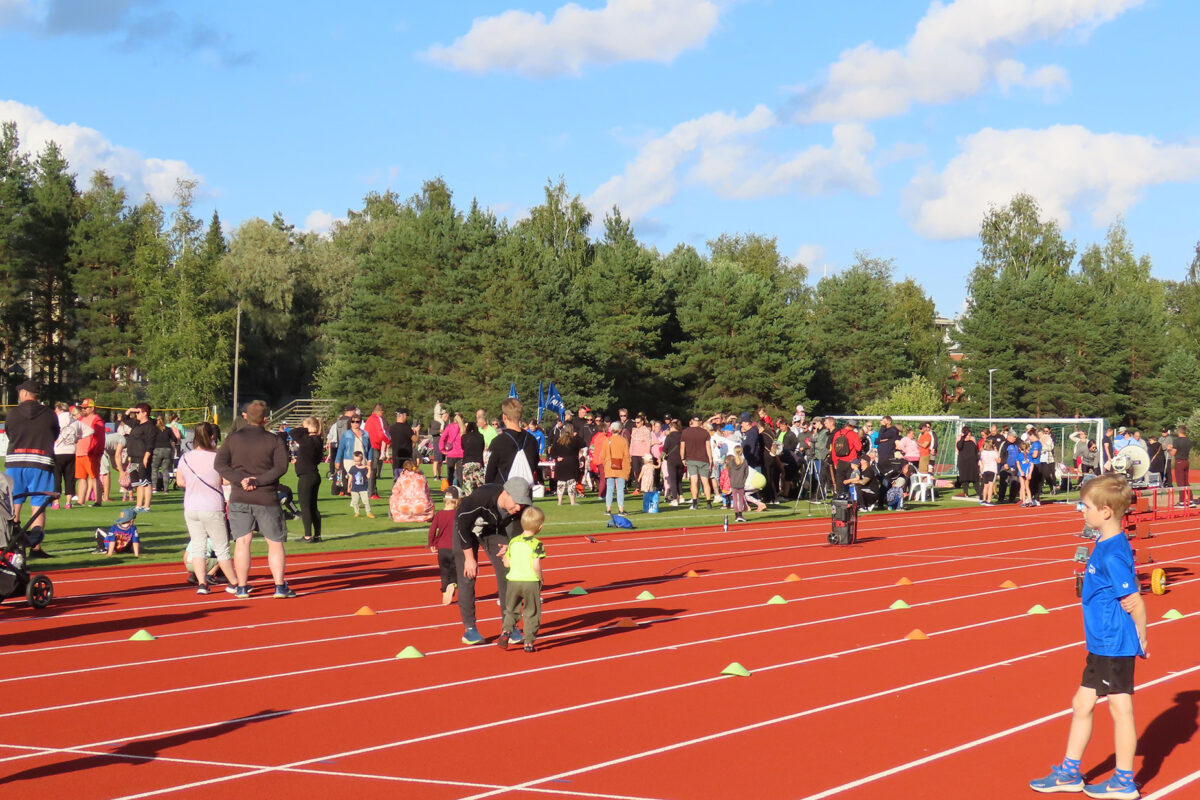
[587,106,877,221]
[797,0,1143,123]
[793,244,827,270]
[422,0,720,77]
[0,99,201,203]
[904,125,1200,239]
[302,209,342,236]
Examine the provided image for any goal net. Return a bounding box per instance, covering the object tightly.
[827,415,1107,478]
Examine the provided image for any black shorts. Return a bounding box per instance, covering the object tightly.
[981,471,996,483]
[1081,653,1135,697]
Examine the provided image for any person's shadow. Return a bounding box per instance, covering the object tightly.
[0,708,289,784]
[1086,690,1199,787]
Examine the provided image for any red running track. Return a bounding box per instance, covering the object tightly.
[0,503,1197,799]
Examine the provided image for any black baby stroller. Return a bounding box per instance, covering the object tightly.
[0,473,55,609]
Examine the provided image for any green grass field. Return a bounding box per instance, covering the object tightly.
[9,464,1081,572]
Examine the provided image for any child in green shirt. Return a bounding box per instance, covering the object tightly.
[498,506,545,653]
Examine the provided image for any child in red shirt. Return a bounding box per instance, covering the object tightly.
[428,486,460,605]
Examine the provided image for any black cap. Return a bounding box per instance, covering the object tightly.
[395,407,409,416]
[16,379,39,395]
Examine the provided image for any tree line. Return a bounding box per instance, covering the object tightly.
[1,121,1197,429]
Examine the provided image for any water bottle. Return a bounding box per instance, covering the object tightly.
[723,514,729,532]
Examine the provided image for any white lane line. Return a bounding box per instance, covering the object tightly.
[795,660,1200,800]
[459,631,1200,800]
[1143,766,1200,799]
[0,742,667,800]
[4,529,1198,692]
[0,567,1086,718]
[0,512,1143,644]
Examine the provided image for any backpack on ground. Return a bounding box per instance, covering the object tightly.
[606,513,634,529]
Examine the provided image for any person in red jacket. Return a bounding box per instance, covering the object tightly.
[74,399,106,507]
[363,403,390,499]
[829,421,863,492]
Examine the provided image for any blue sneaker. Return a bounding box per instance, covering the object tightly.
[1030,764,1084,793]
[1082,775,1138,799]
[509,628,523,645]
[234,586,251,599]
[461,627,485,645]
[273,583,297,598]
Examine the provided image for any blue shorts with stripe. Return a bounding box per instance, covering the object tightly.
[8,467,55,507]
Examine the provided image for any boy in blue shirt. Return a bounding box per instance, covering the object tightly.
[1030,475,1147,799]
[93,507,141,557]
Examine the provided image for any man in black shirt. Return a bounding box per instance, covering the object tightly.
[454,477,532,645]
[485,398,540,485]
[124,404,158,512]
[387,408,415,477]
[875,416,901,463]
[1168,426,1192,506]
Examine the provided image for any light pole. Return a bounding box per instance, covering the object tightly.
[988,368,998,423]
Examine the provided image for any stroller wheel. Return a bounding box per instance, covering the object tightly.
[26,574,53,609]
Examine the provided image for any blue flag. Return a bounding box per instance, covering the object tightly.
[508,382,518,400]
[546,382,566,418]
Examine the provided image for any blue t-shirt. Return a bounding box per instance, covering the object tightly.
[1082,533,1143,657]
[1015,452,1033,477]
[348,465,369,490]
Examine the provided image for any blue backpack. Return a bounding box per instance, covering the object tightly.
[606,513,634,529]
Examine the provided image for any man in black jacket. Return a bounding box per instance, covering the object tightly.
[124,404,157,512]
[454,476,532,645]
[5,381,58,556]
[215,400,296,599]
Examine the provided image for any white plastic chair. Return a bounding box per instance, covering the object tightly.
[910,472,936,502]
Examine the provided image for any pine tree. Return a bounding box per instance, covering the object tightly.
[957,194,1083,417]
[71,171,139,405]
[0,122,34,390]
[24,142,78,393]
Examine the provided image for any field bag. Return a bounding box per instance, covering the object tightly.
[642,490,660,514]
[829,496,857,545]
[745,467,767,490]
[606,513,635,529]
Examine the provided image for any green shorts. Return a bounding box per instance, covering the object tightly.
[685,460,709,478]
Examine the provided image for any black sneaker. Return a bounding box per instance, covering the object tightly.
[497,631,511,650]
[690,500,698,510]
[273,583,298,599]
[28,547,53,559]
[707,500,713,509]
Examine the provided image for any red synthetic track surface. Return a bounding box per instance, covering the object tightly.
[1,504,1198,799]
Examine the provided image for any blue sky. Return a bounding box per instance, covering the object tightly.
[1,0,1196,314]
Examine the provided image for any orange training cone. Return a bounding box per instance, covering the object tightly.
[354,606,376,616]
[905,629,929,640]
[895,577,913,586]
[784,573,801,582]
[686,570,700,578]
[1000,580,1018,589]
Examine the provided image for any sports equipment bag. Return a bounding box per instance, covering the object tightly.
[829,496,857,545]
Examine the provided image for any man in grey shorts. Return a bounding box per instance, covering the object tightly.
[679,415,714,510]
[215,399,296,599]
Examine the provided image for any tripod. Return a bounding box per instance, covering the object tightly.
[794,458,828,515]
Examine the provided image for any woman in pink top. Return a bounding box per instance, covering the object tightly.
[897,428,921,467]
[176,422,237,594]
[439,411,464,487]
[628,414,652,494]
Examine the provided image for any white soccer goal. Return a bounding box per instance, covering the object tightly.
[826,415,1108,478]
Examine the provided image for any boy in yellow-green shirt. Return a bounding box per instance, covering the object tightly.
[498,506,545,653]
